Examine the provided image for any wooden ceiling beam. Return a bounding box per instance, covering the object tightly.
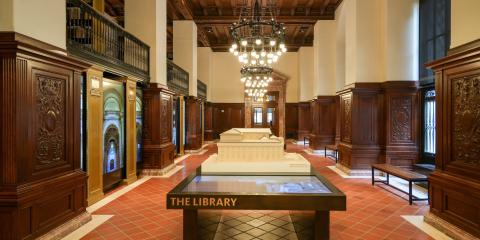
[171,0,194,20]
[306,0,315,15]
[194,15,334,25]
[320,0,331,14]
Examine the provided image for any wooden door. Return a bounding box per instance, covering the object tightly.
[251,92,279,136]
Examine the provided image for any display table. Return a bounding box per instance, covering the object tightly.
[167,167,346,240]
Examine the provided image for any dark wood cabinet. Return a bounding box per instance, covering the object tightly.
[0,32,90,239]
[212,103,245,139]
[297,101,311,141]
[426,40,480,238]
[142,84,176,171]
[285,103,298,139]
[204,102,214,141]
[309,96,337,150]
[185,96,203,150]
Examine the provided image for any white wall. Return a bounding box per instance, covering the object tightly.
[0,0,66,49]
[298,47,314,101]
[125,0,167,84]
[210,52,299,103]
[173,21,198,96]
[197,47,213,100]
[313,20,336,96]
[335,1,346,92]
[451,0,480,48]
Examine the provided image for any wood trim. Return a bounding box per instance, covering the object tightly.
[212,103,245,139]
[124,79,137,184]
[185,96,203,150]
[309,96,337,150]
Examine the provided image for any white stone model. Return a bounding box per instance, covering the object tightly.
[201,128,310,174]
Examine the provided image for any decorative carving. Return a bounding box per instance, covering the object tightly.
[342,96,352,142]
[160,96,169,142]
[391,97,412,141]
[36,75,65,166]
[453,75,480,165]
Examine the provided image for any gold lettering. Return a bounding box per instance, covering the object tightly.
[216,198,224,206]
[210,198,215,206]
[193,198,198,206]
[170,197,177,206]
[231,198,237,207]
[185,198,190,206]
[203,198,209,206]
[224,198,230,207]
[178,198,184,206]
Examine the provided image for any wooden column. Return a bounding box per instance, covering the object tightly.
[309,96,337,150]
[297,101,311,141]
[185,96,202,151]
[124,80,137,184]
[0,32,90,239]
[142,83,176,175]
[204,102,214,141]
[179,95,185,155]
[425,40,480,238]
[383,81,420,167]
[337,83,384,172]
[285,103,299,139]
[86,68,104,205]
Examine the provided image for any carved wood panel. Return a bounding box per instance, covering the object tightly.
[340,94,352,143]
[391,96,413,142]
[452,75,480,166]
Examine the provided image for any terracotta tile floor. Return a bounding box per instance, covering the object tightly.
[81,144,432,240]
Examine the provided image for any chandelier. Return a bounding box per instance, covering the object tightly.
[229,0,286,98]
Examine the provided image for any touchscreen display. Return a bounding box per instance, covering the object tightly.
[181,175,331,194]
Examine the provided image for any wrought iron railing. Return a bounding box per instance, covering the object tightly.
[197,80,207,100]
[167,59,189,95]
[66,0,149,81]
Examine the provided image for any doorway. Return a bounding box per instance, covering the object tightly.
[102,79,126,192]
[251,92,279,136]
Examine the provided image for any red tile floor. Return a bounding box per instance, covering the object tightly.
[81,143,432,240]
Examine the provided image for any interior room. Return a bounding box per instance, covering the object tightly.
[0,0,479,239]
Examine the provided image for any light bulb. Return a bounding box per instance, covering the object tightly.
[270,40,276,46]
[238,56,243,61]
[282,47,287,53]
[267,59,273,64]
[233,43,238,49]
[242,53,248,58]
[277,50,282,56]
[234,51,239,56]
[241,77,246,82]
[251,60,257,65]
[248,76,252,80]
[259,60,265,65]
[279,43,285,49]
[256,76,260,80]
[241,40,248,46]
[229,48,234,53]
[255,39,262,45]
[267,53,273,58]
[261,51,266,57]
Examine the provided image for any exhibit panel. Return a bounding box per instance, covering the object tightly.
[167,167,346,240]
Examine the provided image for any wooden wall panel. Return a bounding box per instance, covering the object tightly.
[204,102,214,141]
[0,32,89,239]
[426,40,480,238]
[285,103,298,139]
[142,84,176,171]
[383,81,420,167]
[124,80,137,184]
[212,103,245,139]
[85,68,104,205]
[297,102,311,141]
[338,84,384,170]
[309,96,337,150]
[185,96,202,150]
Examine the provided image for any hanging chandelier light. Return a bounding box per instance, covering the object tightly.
[229,0,287,68]
[229,0,286,98]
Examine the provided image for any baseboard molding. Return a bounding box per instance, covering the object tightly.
[424,212,479,240]
[38,211,92,240]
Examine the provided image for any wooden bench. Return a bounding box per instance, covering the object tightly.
[324,144,338,163]
[371,164,429,205]
[303,136,310,146]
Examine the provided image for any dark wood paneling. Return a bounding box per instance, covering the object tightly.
[142,84,176,169]
[212,103,245,139]
[204,102,214,141]
[285,103,298,139]
[297,101,311,140]
[185,96,202,150]
[383,81,420,166]
[337,83,384,170]
[0,32,89,239]
[426,40,480,238]
[309,96,337,150]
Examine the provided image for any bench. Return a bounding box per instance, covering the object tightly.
[324,144,338,163]
[303,136,310,146]
[371,164,429,205]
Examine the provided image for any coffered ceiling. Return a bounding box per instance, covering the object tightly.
[103,0,343,53]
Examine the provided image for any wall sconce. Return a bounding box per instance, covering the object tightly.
[90,76,102,96]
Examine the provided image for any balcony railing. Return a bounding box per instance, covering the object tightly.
[66,0,149,81]
[167,59,189,96]
[197,80,207,100]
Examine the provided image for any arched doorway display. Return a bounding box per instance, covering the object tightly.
[245,71,288,138]
[172,96,181,155]
[135,88,143,174]
[102,79,125,191]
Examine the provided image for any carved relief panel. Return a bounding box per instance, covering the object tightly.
[391,96,413,142]
[452,75,480,166]
[340,94,352,143]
